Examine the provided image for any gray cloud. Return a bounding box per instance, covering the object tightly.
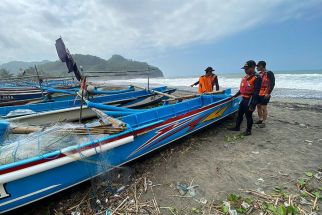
[0,0,321,63]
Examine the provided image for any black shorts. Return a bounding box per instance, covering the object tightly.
[258,96,271,105]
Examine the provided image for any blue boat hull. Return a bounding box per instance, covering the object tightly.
[0,92,240,213]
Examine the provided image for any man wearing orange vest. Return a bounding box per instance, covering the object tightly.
[191,67,219,93]
[255,61,275,127]
[228,60,262,136]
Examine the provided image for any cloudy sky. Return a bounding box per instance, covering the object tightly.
[0,0,322,76]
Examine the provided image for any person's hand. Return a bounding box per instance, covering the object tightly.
[264,94,271,99]
[248,106,255,112]
[190,84,194,87]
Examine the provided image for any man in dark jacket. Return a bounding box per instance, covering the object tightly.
[255,61,275,127]
[228,60,262,136]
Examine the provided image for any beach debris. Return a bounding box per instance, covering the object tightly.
[255,178,265,186]
[300,197,311,205]
[96,198,102,204]
[314,172,322,180]
[241,201,250,209]
[224,133,244,143]
[195,197,207,204]
[255,188,266,195]
[191,207,201,214]
[305,140,313,143]
[258,178,264,182]
[223,201,238,215]
[38,155,322,215]
[115,185,126,194]
[299,123,306,128]
[176,182,198,197]
[105,209,112,215]
[251,151,259,155]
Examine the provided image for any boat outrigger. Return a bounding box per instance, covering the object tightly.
[0,86,175,126]
[0,89,240,213]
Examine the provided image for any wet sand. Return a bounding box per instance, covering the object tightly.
[13,96,322,215]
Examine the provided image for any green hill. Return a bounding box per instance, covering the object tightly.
[0,54,164,78]
[0,60,50,75]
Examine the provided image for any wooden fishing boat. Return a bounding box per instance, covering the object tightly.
[1,86,175,126]
[0,89,240,213]
[0,90,45,103]
[0,83,80,105]
[0,94,75,107]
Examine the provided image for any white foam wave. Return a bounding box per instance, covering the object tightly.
[94,73,322,92]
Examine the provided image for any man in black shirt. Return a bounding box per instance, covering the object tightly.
[255,61,275,127]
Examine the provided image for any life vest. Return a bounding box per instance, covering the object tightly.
[240,74,256,99]
[198,75,216,93]
[259,71,270,96]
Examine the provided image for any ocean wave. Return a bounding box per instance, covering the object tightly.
[91,73,322,99]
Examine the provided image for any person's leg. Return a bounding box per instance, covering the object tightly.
[230,99,246,131]
[257,104,261,117]
[259,96,270,128]
[262,105,268,122]
[234,105,244,130]
[245,109,254,134]
[257,104,263,120]
[255,97,264,124]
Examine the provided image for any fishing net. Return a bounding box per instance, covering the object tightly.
[88,149,133,213]
[0,123,105,165]
[0,120,133,213]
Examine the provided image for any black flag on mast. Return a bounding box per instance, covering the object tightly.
[55,37,82,81]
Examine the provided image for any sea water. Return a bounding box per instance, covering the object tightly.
[92,71,322,100]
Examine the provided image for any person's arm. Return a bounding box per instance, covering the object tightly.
[267,71,275,94]
[214,76,219,91]
[249,76,262,110]
[191,80,199,87]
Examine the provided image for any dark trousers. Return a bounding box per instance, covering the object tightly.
[236,98,254,132]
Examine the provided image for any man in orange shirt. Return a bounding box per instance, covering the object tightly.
[191,67,219,93]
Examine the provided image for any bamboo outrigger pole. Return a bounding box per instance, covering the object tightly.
[34,65,44,98]
[132,85,178,100]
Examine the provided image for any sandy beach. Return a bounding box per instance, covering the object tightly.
[12,95,322,215]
